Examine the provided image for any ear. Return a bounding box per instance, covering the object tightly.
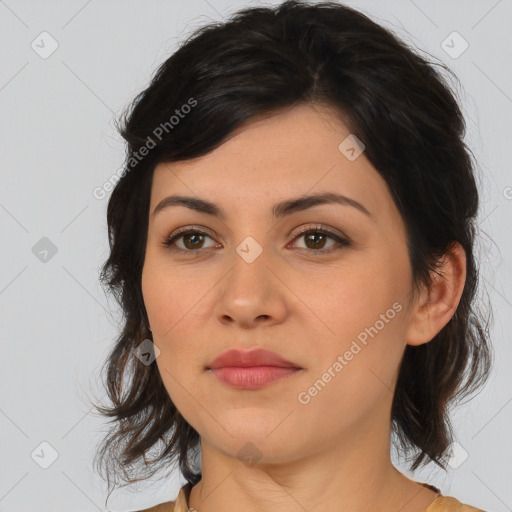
[405,242,467,347]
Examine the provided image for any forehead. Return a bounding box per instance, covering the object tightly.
[150,104,394,221]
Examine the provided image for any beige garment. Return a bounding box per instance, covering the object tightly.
[135,481,487,512]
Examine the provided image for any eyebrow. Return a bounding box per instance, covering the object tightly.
[152,192,372,220]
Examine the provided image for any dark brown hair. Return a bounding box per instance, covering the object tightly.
[92,0,493,500]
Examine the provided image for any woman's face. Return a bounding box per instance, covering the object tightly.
[142,103,417,464]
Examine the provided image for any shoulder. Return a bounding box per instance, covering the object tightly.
[428,495,487,512]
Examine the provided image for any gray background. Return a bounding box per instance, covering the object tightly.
[0,0,510,511]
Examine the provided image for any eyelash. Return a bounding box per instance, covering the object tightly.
[161,224,351,255]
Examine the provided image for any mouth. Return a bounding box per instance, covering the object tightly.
[205,347,302,390]
[206,347,301,370]
[208,365,302,390]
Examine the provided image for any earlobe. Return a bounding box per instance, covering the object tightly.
[405,242,467,347]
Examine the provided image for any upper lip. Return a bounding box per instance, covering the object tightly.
[207,348,301,369]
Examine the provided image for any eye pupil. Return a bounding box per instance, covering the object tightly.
[305,232,326,249]
[184,233,204,249]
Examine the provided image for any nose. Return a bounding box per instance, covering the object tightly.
[214,247,288,329]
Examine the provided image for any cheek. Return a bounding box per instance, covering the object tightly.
[300,256,409,390]
[141,253,210,336]
[141,259,206,398]
[295,304,407,443]
[297,257,405,339]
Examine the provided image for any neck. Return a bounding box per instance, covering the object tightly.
[187,430,438,512]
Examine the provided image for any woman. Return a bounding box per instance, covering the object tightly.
[94,1,492,511]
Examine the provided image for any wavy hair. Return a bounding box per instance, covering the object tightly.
[92,0,493,500]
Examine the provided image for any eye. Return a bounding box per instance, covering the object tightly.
[162,224,351,255]
[162,226,218,253]
[289,224,351,254]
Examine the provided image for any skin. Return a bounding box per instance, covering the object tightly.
[141,103,467,512]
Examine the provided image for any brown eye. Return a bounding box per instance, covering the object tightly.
[290,227,351,254]
[163,229,217,252]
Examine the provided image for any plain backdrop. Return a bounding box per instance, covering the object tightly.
[0,1,511,511]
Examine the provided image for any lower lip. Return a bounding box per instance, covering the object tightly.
[209,366,301,390]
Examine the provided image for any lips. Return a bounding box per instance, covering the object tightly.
[206,348,300,370]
